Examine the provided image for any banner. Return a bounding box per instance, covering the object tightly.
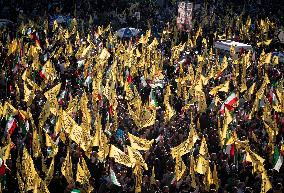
[109,145,132,167]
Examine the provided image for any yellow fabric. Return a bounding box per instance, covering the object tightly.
[3,101,18,117]
[44,157,54,185]
[261,171,272,193]
[109,145,132,167]
[38,101,51,128]
[133,164,142,193]
[150,166,156,185]
[171,125,198,158]
[61,148,74,184]
[175,153,186,181]
[127,146,148,170]
[128,133,154,151]
[76,158,91,185]
[190,155,197,188]
[196,155,208,175]
[32,129,41,158]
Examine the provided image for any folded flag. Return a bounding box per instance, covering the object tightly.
[220,92,238,115]
[5,116,17,135]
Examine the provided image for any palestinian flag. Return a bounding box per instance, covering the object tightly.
[19,119,29,136]
[110,168,121,186]
[58,90,66,105]
[272,146,283,172]
[149,89,158,108]
[268,87,278,105]
[39,65,46,79]
[126,75,132,84]
[0,158,5,176]
[220,92,238,115]
[5,116,17,135]
[84,75,92,88]
[225,143,235,158]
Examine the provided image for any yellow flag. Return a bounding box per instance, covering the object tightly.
[164,85,175,122]
[53,20,58,32]
[264,53,272,64]
[62,110,76,134]
[244,82,256,101]
[0,104,3,119]
[225,107,233,124]
[171,125,198,158]
[209,85,222,96]
[91,130,100,150]
[45,132,52,147]
[226,131,238,145]
[133,164,142,193]
[150,166,156,185]
[257,39,272,47]
[69,124,91,152]
[55,110,62,135]
[109,145,132,167]
[42,60,57,82]
[246,149,265,166]
[240,81,247,93]
[3,142,11,163]
[218,80,230,92]
[264,39,272,46]
[93,114,102,147]
[44,157,54,186]
[76,161,86,184]
[99,48,111,60]
[213,163,219,189]
[45,132,58,158]
[26,78,42,91]
[190,154,197,188]
[44,83,61,102]
[221,108,232,144]
[138,35,147,44]
[256,74,270,99]
[7,39,18,56]
[194,78,203,92]
[24,83,35,106]
[199,137,208,156]
[272,55,279,65]
[97,133,110,161]
[140,108,157,129]
[81,44,92,58]
[38,101,51,129]
[66,96,78,115]
[3,101,18,117]
[80,92,91,129]
[197,91,207,113]
[195,155,208,175]
[76,158,91,185]
[128,133,154,151]
[61,148,74,184]
[175,153,186,181]
[261,171,272,193]
[127,146,148,170]
[17,171,25,193]
[206,165,213,190]
[22,148,39,191]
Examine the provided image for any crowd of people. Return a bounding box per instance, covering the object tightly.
[0,0,283,193]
